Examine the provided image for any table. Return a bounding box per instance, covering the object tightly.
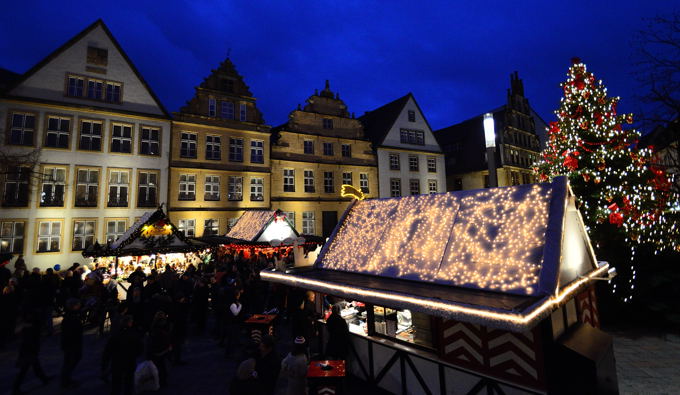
[308,360,346,394]
[244,314,276,343]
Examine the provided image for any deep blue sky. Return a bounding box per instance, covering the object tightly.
[1,1,677,130]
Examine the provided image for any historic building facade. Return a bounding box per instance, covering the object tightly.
[0,20,170,269]
[270,81,378,237]
[435,72,547,191]
[168,59,271,238]
[360,93,446,198]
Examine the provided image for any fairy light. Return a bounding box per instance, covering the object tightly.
[260,263,609,332]
[227,210,277,241]
[320,184,552,295]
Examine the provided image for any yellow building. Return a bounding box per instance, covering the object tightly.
[271,81,378,237]
[168,58,271,237]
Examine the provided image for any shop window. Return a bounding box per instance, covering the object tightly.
[373,305,433,348]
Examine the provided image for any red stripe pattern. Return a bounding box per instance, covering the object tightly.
[576,285,600,328]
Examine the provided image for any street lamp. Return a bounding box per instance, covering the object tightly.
[483,113,498,188]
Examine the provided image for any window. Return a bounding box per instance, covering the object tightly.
[428,180,438,194]
[108,170,129,207]
[240,103,247,121]
[208,98,216,117]
[400,129,425,145]
[206,135,221,160]
[37,221,61,252]
[9,112,35,146]
[221,78,234,92]
[137,171,158,207]
[390,178,401,197]
[87,79,104,100]
[409,179,420,195]
[302,211,315,234]
[372,305,433,349]
[342,172,352,185]
[324,171,334,193]
[106,220,126,244]
[389,153,400,170]
[87,46,108,66]
[180,133,197,158]
[179,174,196,200]
[221,101,234,119]
[227,217,239,229]
[408,155,419,171]
[304,140,314,154]
[283,169,295,192]
[228,176,243,201]
[75,168,99,207]
[45,116,70,148]
[40,167,65,207]
[1,221,24,253]
[140,127,160,156]
[360,173,369,194]
[67,76,84,97]
[304,170,315,193]
[323,118,334,129]
[341,144,351,158]
[3,167,30,207]
[283,212,295,227]
[250,140,264,163]
[79,120,102,151]
[204,175,220,201]
[72,220,95,251]
[229,138,243,162]
[323,142,334,156]
[178,219,195,237]
[427,157,437,173]
[105,82,121,103]
[111,123,132,153]
[204,219,219,236]
[250,177,264,201]
[408,110,416,122]
[511,172,520,186]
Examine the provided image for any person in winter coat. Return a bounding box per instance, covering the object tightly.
[255,335,281,395]
[148,311,172,388]
[12,310,50,394]
[280,337,309,395]
[60,298,83,388]
[102,315,143,395]
[224,288,243,355]
[325,304,350,359]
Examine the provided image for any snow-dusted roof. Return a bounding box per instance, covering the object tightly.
[261,177,609,331]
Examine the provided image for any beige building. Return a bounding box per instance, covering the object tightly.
[270,81,378,237]
[168,59,271,237]
[0,20,170,269]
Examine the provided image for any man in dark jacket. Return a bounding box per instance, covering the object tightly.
[103,315,143,395]
[325,304,350,359]
[60,298,83,388]
[12,310,50,394]
[255,335,281,395]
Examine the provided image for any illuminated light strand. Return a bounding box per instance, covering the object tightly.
[227,210,277,240]
[260,263,609,332]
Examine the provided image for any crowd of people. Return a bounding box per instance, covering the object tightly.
[0,247,350,395]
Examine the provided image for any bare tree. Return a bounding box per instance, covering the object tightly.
[0,124,43,206]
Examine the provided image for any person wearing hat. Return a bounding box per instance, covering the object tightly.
[280,336,309,395]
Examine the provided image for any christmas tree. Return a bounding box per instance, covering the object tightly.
[534,58,678,254]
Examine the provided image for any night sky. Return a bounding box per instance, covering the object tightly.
[1,1,677,131]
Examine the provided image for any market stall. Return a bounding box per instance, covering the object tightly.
[196,210,324,267]
[261,177,618,394]
[82,207,207,276]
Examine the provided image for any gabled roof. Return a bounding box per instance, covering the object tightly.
[83,207,204,257]
[359,92,435,146]
[226,210,299,242]
[261,177,609,332]
[4,19,169,118]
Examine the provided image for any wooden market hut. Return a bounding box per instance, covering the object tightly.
[82,206,206,262]
[261,177,618,394]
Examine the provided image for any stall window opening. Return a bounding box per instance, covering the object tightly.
[372,305,433,349]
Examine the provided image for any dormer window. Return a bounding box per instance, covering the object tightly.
[87,46,108,66]
[208,98,216,117]
[323,118,333,129]
[221,78,234,92]
[408,110,416,122]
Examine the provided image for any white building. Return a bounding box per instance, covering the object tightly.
[359,93,446,198]
[0,20,170,270]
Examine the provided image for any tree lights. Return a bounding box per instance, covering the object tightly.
[533,59,678,253]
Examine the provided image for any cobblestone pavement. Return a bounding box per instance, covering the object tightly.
[1,320,678,394]
[613,332,680,395]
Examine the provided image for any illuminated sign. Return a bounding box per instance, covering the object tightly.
[341,184,365,201]
[141,221,172,237]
